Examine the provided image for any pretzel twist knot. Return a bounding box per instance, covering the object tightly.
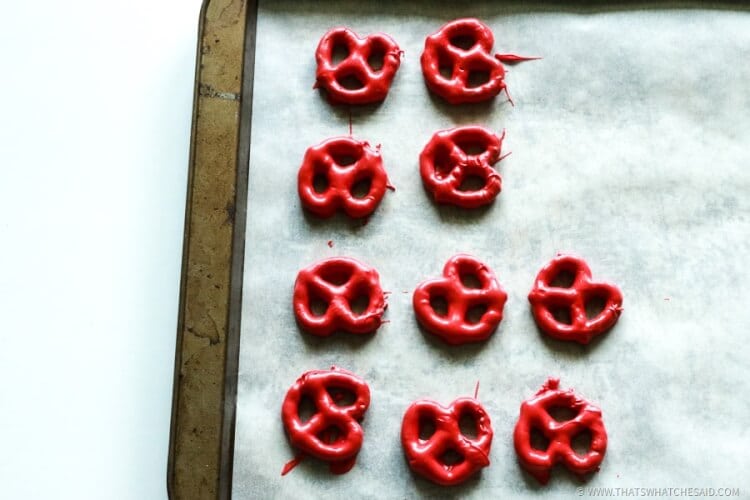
[293,257,386,336]
[419,126,506,208]
[528,254,623,344]
[413,254,507,345]
[401,397,493,486]
[513,378,608,484]
[298,136,390,219]
[315,27,402,105]
[282,368,371,474]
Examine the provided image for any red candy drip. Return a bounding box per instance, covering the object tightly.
[293,257,386,336]
[421,18,537,104]
[401,397,493,486]
[298,136,390,219]
[315,27,402,105]
[413,254,507,345]
[513,378,608,484]
[419,126,507,208]
[281,367,371,475]
[528,254,623,344]
[280,454,305,476]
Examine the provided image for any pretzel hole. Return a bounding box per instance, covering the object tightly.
[465,304,488,324]
[440,449,465,466]
[419,417,436,440]
[456,141,487,156]
[429,296,449,317]
[309,297,329,317]
[326,387,357,407]
[530,428,550,451]
[467,70,491,88]
[313,173,329,194]
[298,395,317,423]
[337,74,364,90]
[332,152,358,167]
[348,294,370,315]
[350,178,372,199]
[460,273,482,289]
[550,270,576,288]
[450,35,476,51]
[367,50,385,71]
[319,267,352,286]
[547,405,580,422]
[458,175,486,192]
[459,412,478,439]
[331,43,349,66]
[318,425,342,444]
[550,306,573,325]
[571,429,593,456]
[585,296,607,320]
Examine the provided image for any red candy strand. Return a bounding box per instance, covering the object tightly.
[401,397,493,486]
[315,27,402,105]
[419,126,507,208]
[413,254,507,345]
[280,453,305,476]
[293,257,386,337]
[514,379,608,484]
[528,254,623,344]
[298,136,390,219]
[281,368,371,475]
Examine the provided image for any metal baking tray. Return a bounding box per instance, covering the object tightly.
[169,1,750,498]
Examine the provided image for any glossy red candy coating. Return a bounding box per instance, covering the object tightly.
[513,378,607,484]
[413,254,507,345]
[419,126,505,208]
[315,27,402,105]
[293,257,386,336]
[298,136,390,219]
[281,367,371,474]
[528,254,623,344]
[401,397,493,486]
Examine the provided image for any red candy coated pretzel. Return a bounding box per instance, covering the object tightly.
[293,257,386,336]
[401,397,493,486]
[281,367,371,474]
[419,126,507,208]
[513,378,607,484]
[298,136,390,219]
[413,254,507,345]
[421,18,538,104]
[528,254,623,344]
[315,27,402,105]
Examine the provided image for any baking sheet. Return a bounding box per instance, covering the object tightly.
[233,2,750,498]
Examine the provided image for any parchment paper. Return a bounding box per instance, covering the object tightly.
[234,2,750,498]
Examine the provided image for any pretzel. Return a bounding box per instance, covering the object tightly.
[528,254,623,344]
[315,27,402,105]
[298,136,390,219]
[413,254,507,345]
[420,18,538,104]
[293,257,386,336]
[419,126,506,208]
[401,397,493,486]
[281,367,371,474]
[513,378,607,484]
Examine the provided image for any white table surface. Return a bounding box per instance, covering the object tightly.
[0,1,202,498]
